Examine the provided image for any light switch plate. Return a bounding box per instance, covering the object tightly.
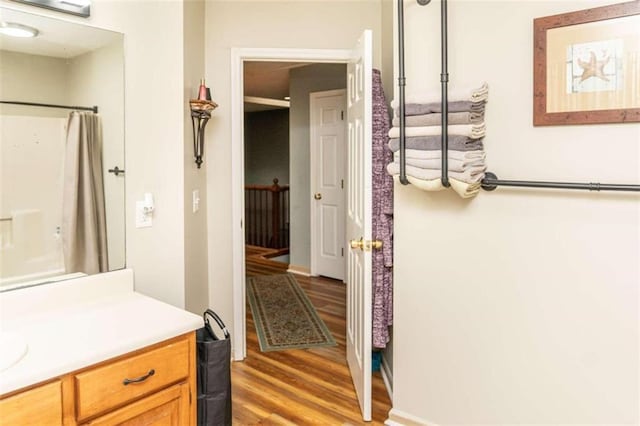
[192,189,200,213]
[135,201,152,228]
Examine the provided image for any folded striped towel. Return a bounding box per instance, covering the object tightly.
[387,161,486,184]
[394,100,486,117]
[392,175,481,198]
[391,82,489,107]
[389,121,486,139]
[391,111,484,127]
[393,153,485,172]
[388,136,484,152]
[388,123,485,140]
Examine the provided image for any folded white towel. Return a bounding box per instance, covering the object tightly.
[395,149,486,161]
[388,123,486,140]
[393,154,485,172]
[391,82,489,108]
[387,161,486,184]
[392,175,481,198]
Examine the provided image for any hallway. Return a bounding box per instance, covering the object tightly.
[231,248,391,424]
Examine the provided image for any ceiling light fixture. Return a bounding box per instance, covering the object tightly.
[61,0,90,7]
[0,22,39,38]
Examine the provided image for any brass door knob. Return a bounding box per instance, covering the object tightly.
[349,238,364,250]
[369,240,383,250]
[314,193,322,200]
[350,238,382,251]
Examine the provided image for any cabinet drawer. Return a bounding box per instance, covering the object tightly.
[75,338,190,421]
[0,381,62,426]
[81,382,189,426]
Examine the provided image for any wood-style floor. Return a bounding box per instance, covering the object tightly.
[231,246,392,425]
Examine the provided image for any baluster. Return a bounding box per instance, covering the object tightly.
[271,178,280,249]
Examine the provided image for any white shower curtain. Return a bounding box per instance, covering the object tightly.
[62,111,108,275]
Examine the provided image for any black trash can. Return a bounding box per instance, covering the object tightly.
[196,309,232,426]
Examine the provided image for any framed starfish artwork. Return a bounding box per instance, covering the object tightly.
[533,1,640,125]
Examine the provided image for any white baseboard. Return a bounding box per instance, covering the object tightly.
[385,409,436,426]
[287,264,311,277]
[380,355,393,400]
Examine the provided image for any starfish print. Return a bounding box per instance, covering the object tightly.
[577,50,610,82]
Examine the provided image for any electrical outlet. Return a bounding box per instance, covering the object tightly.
[136,200,152,228]
[192,189,200,213]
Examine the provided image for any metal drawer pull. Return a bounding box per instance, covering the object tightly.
[122,369,155,385]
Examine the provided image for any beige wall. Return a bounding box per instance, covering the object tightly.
[68,41,126,272]
[391,0,640,424]
[1,0,189,308]
[183,0,210,315]
[0,50,69,117]
[204,0,385,345]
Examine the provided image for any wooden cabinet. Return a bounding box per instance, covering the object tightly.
[0,381,62,425]
[0,333,196,426]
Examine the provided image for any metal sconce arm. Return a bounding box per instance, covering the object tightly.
[189,99,218,169]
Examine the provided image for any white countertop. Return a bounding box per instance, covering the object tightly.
[0,269,203,395]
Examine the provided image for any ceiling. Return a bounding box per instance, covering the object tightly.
[0,7,122,58]
[243,61,310,112]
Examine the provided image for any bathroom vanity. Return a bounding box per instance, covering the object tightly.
[0,269,203,425]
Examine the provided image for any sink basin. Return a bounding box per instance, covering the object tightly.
[0,332,28,372]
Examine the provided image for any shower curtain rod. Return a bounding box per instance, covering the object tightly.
[0,101,98,113]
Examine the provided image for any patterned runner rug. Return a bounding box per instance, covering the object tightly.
[247,273,336,352]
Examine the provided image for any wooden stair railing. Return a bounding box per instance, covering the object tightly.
[244,178,290,249]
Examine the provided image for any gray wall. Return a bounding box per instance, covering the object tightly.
[289,63,346,270]
[244,109,290,185]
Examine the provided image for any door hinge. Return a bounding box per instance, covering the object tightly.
[341,110,344,120]
[189,389,192,404]
[341,179,344,189]
[341,248,344,257]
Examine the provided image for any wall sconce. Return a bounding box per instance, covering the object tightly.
[189,99,217,169]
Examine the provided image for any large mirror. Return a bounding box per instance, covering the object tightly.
[0,7,125,291]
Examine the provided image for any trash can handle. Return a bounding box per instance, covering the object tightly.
[203,309,231,340]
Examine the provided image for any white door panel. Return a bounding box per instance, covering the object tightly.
[346,29,373,422]
[311,90,347,281]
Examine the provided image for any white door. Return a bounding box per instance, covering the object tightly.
[346,30,373,422]
[310,90,347,281]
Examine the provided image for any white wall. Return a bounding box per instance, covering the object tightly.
[204,0,384,345]
[391,1,640,424]
[0,115,66,279]
[0,0,188,308]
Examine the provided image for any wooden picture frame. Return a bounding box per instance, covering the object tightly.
[533,1,640,126]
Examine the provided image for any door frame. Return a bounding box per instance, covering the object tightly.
[231,47,352,361]
[309,89,347,281]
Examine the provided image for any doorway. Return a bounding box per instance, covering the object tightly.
[231,48,353,362]
[231,34,376,421]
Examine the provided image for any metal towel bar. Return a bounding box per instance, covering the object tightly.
[396,1,640,194]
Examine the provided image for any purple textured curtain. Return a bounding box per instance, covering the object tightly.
[372,69,394,348]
